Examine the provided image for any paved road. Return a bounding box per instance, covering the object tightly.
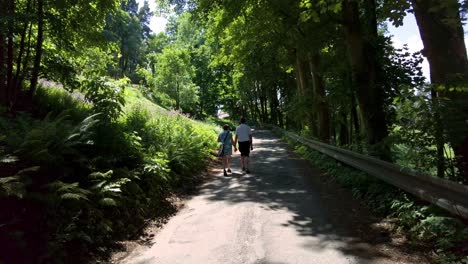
[120,130,426,264]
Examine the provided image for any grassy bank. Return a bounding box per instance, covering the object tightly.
[0,83,218,263]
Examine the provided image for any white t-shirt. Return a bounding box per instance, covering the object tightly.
[236,123,252,142]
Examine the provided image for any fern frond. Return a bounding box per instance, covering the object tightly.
[0,175,25,198]
[61,192,88,201]
[89,170,113,180]
[0,155,19,163]
[102,183,122,193]
[48,181,90,201]
[99,197,117,207]
[17,166,40,175]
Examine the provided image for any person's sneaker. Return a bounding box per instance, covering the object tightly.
[223,169,228,176]
[227,169,231,173]
[245,169,250,174]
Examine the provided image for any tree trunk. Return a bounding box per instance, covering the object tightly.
[22,20,33,79]
[411,0,468,179]
[431,88,445,177]
[29,0,44,98]
[6,0,15,108]
[175,81,180,110]
[0,31,6,106]
[261,82,268,123]
[15,0,32,96]
[342,0,389,159]
[284,75,298,130]
[0,0,11,107]
[259,95,266,123]
[330,113,336,143]
[253,91,260,122]
[295,51,317,136]
[350,89,360,147]
[295,52,308,97]
[268,83,279,126]
[309,52,330,143]
[339,111,349,146]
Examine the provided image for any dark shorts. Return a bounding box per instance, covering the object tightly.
[238,141,251,157]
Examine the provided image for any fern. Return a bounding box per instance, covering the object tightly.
[88,170,113,181]
[0,166,40,198]
[0,176,25,198]
[15,112,99,168]
[88,170,134,207]
[48,181,90,202]
[99,197,117,207]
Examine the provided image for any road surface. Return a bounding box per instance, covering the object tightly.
[118,130,427,264]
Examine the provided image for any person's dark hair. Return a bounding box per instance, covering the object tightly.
[223,124,229,130]
[240,117,246,123]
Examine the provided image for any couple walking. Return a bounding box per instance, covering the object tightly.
[218,117,253,176]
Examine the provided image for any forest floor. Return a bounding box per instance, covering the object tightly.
[110,130,431,264]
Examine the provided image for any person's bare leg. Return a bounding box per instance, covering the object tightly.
[245,157,250,173]
[227,156,232,172]
[223,156,228,176]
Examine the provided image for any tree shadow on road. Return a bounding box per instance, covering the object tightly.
[200,130,425,263]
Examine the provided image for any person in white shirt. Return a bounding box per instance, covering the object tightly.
[234,117,253,173]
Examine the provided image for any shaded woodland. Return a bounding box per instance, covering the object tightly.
[0,0,467,262]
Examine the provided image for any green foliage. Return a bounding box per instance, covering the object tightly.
[80,77,128,122]
[391,83,460,180]
[0,82,219,262]
[79,46,118,78]
[34,85,91,122]
[4,0,466,261]
[42,54,81,91]
[104,6,144,81]
[0,176,24,198]
[205,116,237,131]
[16,112,99,169]
[390,199,468,259]
[154,45,199,113]
[48,181,91,202]
[123,104,217,183]
[0,110,99,175]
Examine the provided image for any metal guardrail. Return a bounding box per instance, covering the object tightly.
[281,130,468,220]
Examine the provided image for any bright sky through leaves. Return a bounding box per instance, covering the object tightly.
[138,0,467,80]
[138,0,168,33]
[386,13,468,80]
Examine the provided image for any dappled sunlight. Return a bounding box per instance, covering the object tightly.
[199,130,403,262]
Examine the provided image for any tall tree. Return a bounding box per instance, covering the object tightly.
[0,0,10,106]
[0,0,119,108]
[155,45,198,112]
[411,0,468,178]
[121,0,139,16]
[105,9,143,80]
[29,0,44,98]
[342,0,390,159]
[138,0,153,39]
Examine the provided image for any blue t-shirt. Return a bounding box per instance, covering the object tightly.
[218,130,233,156]
[218,130,232,147]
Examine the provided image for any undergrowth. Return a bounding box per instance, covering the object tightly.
[0,82,218,263]
[275,129,468,264]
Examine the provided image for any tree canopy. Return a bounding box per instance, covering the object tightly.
[1,0,467,178]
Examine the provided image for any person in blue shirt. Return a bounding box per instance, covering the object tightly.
[218,124,236,176]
